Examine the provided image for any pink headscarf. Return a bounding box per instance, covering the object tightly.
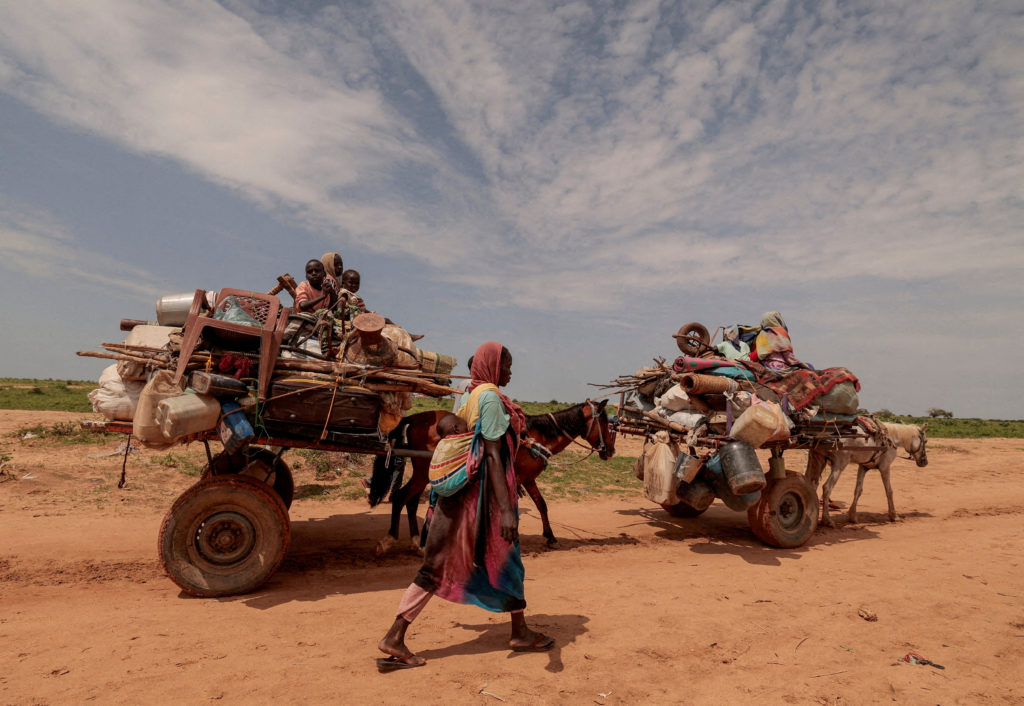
[468,341,525,435]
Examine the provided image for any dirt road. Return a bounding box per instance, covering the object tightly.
[2,411,1022,704]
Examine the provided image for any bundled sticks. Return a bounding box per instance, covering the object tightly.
[78,342,461,398]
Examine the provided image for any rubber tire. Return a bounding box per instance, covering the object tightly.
[747,473,818,548]
[675,322,710,355]
[661,501,708,518]
[159,474,290,597]
[204,448,294,509]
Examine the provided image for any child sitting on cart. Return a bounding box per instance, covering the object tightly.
[336,269,369,322]
[294,259,338,312]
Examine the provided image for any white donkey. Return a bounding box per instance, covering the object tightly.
[806,421,928,526]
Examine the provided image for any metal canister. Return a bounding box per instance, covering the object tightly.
[719,440,767,495]
[156,291,216,326]
[704,452,762,511]
[677,479,715,511]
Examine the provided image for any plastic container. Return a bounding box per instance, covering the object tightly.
[156,393,221,440]
[218,400,254,454]
[189,371,249,397]
[704,454,761,511]
[719,440,767,494]
[133,370,184,449]
[730,402,785,447]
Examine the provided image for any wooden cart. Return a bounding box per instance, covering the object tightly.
[613,409,864,549]
[84,419,432,598]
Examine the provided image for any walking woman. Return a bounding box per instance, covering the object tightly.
[377,342,554,670]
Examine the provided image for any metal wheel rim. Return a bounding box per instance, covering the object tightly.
[193,511,257,566]
[776,491,806,532]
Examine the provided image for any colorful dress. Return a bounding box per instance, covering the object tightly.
[413,384,526,612]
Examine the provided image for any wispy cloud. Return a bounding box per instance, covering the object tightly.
[1,0,1022,312]
[0,197,169,298]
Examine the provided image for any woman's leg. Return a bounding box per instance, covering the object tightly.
[378,584,432,665]
[508,610,555,650]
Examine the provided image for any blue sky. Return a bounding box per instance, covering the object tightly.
[1,0,1022,419]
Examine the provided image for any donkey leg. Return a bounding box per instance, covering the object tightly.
[878,465,900,522]
[523,480,558,548]
[848,466,868,523]
[805,449,825,489]
[819,460,843,527]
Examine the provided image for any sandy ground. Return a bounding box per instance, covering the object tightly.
[1,410,1023,705]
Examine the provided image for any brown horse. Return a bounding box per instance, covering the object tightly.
[370,400,615,556]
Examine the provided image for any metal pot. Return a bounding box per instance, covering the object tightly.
[156,291,215,326]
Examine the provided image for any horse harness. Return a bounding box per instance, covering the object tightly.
[522,400,609,468]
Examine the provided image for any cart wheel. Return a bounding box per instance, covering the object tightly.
[660,501,708,518]
[159,475,290,597]
[746,473,818,548]
[675,322,710,355]
[204,448,294,509]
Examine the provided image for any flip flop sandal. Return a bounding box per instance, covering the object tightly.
[510,634,555,652]
[376,653,426,672]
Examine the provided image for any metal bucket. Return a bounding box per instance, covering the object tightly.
[719,440,766,495]
[673,451,704,483]
[677,479,715,511]
[704,453,761,511]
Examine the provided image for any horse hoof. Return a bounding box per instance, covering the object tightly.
[375,535,397,558]
[409,540,423,555]
[545,539,560,550]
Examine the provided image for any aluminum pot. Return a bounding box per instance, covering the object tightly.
[156,291,216,326]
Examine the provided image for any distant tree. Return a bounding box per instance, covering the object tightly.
[927,408,954,418]
[875,408,895,419]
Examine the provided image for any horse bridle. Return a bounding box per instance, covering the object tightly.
[906,426,928,463]
[536,399,610,466]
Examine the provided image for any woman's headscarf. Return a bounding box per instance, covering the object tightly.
[760,311,787,331]
[321,252,343,279]
[467,341,525,435]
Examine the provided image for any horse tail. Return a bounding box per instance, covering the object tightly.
[368,417,413,507]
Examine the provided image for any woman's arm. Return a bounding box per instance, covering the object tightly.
[483,438,517,543]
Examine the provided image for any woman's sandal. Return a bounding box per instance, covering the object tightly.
[510,633,555,652]
[376,653,426,672]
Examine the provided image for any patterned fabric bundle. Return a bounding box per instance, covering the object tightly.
[427,430,475,497]
[763,367,860,412]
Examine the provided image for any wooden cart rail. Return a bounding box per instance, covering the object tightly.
[80,419,434,458]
